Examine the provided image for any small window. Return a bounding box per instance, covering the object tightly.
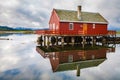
[68,55,73,62]
[69,23,74,30]
[93,24,95,29]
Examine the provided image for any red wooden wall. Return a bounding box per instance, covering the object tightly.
[48,9,108,35]
[59,22,107,35]
[86,23,107,35]
[59,22,83,35]
[49,9,60,34]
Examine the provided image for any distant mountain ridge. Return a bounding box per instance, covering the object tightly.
[0,26,15,31]
[0,26,42,31]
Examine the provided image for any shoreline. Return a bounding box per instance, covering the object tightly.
[0,30,35,34]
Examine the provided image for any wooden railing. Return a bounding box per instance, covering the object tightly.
[35,30,46,34]
[35,30,116,36]
[108,30,116,35]
[35,30,85,35]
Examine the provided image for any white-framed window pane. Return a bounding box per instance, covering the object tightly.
[69,23,74,30]
[93,24,95,29]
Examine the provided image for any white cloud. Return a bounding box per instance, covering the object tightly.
[0,0,119,29]
[82,0,120,28]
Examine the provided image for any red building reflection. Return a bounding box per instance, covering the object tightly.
[36,46,115,76]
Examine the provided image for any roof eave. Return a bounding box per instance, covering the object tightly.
[60,20,108,24]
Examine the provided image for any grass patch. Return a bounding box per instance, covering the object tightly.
[0,30,34,34]
[117,31,120,34]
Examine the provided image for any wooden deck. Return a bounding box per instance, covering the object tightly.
[107,30,116,36]
[35,30,116,36]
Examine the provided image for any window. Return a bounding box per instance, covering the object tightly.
[69,23,74,30]
[93,24,95,29]
[68,55,73,62]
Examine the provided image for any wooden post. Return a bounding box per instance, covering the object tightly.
[40,35,43,46]
[92,36,96,47]
[44,35,46,46]
[56,36,58,45]
[47,36,50,48]
[71,37,75,46]
[76,65,80,76]
[61,36,64,47]
[102,37,106,46]
[37,35,43,46]
[82,36,85,48]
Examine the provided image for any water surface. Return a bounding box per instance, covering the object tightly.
[0,34,120,80]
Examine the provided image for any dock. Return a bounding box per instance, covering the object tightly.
[36,30,120,48]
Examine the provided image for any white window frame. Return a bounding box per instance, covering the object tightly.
[93,24,95,29]
[69,23,74,30]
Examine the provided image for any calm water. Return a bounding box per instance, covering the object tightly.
[0,34,120,80]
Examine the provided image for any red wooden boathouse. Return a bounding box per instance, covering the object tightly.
[49,6,108,35]
[36,6,116,47]
[36,6,116,36]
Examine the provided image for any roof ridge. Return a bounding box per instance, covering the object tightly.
[55,8,99,14]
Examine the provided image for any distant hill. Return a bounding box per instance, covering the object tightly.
[14,27,34,31]
[0,26,41,31]
[0,26,15,31]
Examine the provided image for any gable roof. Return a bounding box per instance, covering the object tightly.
[55,9,108,24]
[53,59,106,72]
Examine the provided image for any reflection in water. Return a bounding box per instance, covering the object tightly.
[36,44,115,76]
[0,34,119,80]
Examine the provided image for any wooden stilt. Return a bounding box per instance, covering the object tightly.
[71,37,75,46]
[61,36,64,47]
[82,36,85,48]
[44,36,46,46]
[76,65,80,76]
[47,36,50,48]
[56,36,58,45]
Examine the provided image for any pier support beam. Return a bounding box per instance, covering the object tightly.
[44,36,46,46]
[40,35,43,46]
[82,36,86,48]
[61,36,64,47]
[76,65,80,76]
[56,36,58,45]
[47,36,50,48]
[92,36,96,47]
[71,37,75,46]
[102,37,106,46]
[37,35,43,46]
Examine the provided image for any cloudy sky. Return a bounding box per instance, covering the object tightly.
[0,0,120,29]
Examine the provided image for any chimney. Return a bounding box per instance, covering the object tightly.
[77,6,82,20]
